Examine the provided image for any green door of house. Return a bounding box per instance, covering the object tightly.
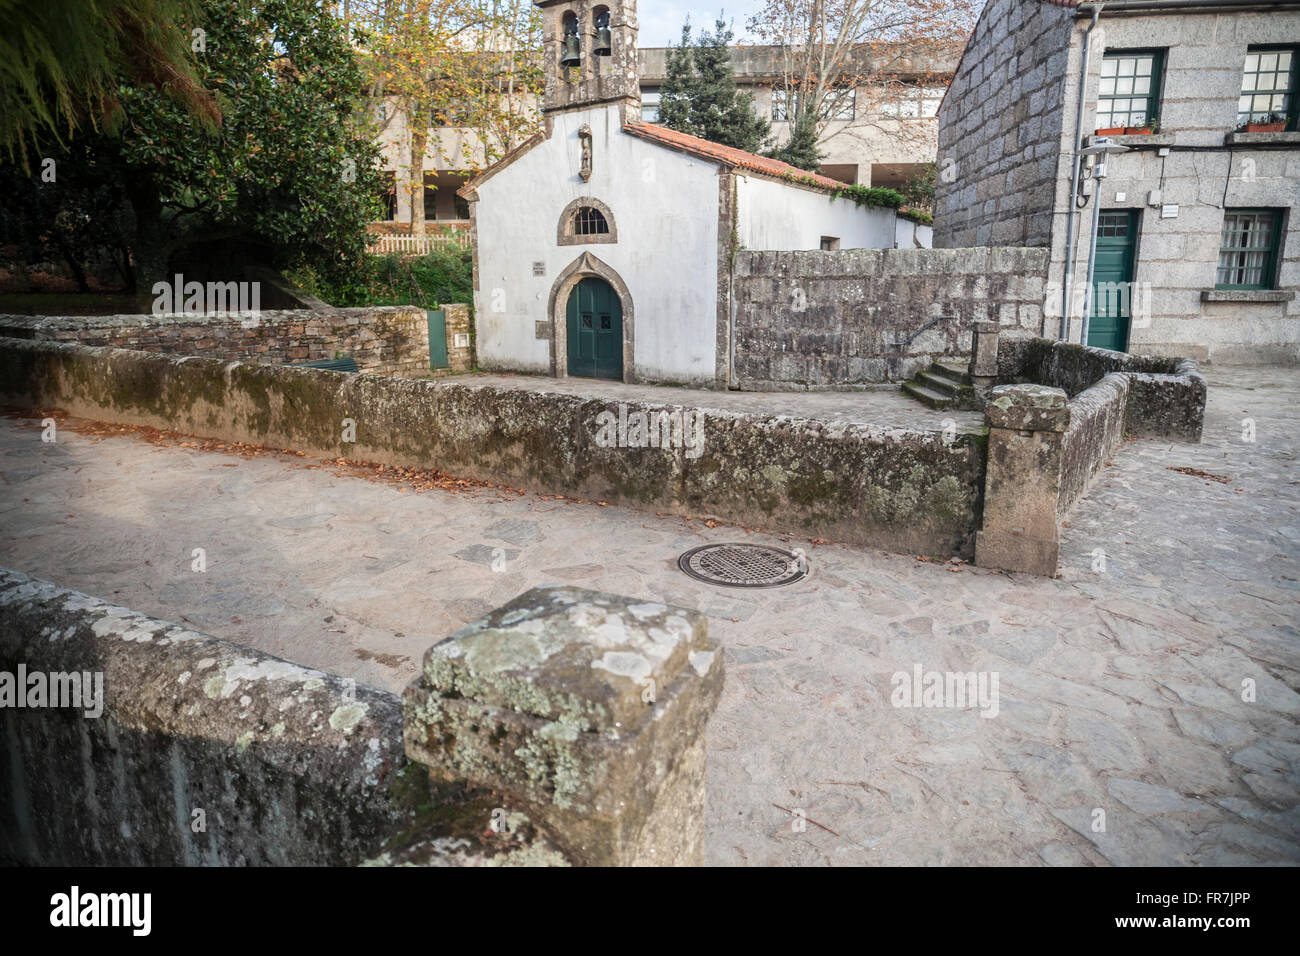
[566,278,623,380]
[427,309,449,369]
[1088,210,1139,352]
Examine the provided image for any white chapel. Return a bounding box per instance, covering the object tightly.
[462,0,899,388]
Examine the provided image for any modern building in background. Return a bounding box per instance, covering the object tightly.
[638,44,952,191]
[376,40,955,229]
[935,0,1299,363]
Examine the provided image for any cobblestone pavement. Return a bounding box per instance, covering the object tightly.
[0,366,1295,866]
[446,372,988,433]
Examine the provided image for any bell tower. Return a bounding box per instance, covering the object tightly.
[536,0,640,122]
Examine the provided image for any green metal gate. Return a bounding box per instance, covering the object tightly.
[427,309,449,369]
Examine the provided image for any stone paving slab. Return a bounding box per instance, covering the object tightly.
[440,372,988,433]
[0,365,1296,866]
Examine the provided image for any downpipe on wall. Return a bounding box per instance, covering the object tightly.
[1061,3,1104,340]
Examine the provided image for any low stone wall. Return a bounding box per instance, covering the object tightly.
[1059,373,1131,518]
[0,306,432,377]
[0,337,987,557]
[0,569,720,866]
[730,247,1048,388]
[0,567,412,866]
[999,336,1206,442]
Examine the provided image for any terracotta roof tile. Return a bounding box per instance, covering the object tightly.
[622,121,848,192]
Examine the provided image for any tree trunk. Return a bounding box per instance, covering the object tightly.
[410,118,428,237]
[124,171,171,308]
[55,236,90,292]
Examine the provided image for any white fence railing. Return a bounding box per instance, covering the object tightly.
[370,231,469,256]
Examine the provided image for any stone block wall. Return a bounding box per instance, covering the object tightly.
[731,246,1048,388]
[933,0,1074,251]
[0,306,431,377]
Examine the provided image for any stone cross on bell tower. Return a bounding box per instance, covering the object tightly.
[536,0,640,122]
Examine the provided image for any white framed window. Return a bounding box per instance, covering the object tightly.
[641,88,661,123]
[1096,50,1162,130]
[771,87,791,121]
[880,85,945,119]
[771,86,855,122]
[824,87,855,121]
[1238,47,1297,127]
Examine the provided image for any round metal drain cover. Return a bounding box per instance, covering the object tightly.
[677,543,809,588]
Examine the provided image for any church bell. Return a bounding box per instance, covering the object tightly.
[560,33,581,67]
[594,12,612,56]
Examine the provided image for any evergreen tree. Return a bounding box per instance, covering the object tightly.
[766,110,823,171]
[655,16,769,154]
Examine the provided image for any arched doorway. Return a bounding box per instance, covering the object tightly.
[565,277,623,380]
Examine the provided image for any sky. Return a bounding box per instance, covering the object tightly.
[638,3,765,48]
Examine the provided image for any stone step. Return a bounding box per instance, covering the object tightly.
[916,369,968,397]
[929,360,972,385]
[901,380,957,410]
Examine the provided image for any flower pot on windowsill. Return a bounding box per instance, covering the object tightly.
[1243,121,1286,132]
[1095,126,1126,136]
[1124,127,1156,135]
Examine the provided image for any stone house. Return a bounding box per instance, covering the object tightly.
[934,0,1300,363]
[461,0,901,388]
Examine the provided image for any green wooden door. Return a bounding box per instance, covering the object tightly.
[427,309,449,369]
[566,278,623,380]
[1088,210,1139,352]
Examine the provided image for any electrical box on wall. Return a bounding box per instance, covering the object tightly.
[1147,189,1162,206]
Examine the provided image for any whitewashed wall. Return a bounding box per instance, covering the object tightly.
[472,104,721,385]
[734,175,896,251]
[894,218,934,249]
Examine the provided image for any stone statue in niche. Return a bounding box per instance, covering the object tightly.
[579,124,592,182]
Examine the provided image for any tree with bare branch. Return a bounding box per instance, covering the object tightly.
[748,0,977,172]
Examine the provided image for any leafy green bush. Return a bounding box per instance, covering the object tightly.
[285,246,473,308]
[830,185,906,210]
[899,163,937,211]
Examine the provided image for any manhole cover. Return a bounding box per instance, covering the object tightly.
[677,543,809,588]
